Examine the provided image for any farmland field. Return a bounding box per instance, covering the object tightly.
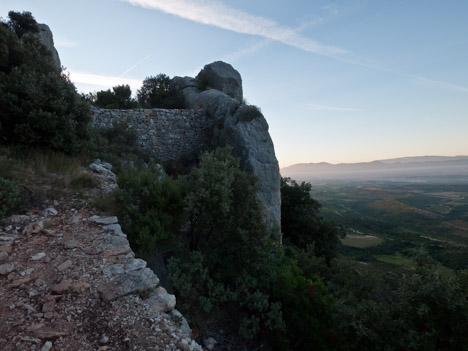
[309,181,468,271]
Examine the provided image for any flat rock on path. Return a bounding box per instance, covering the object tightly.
[0,208,203,351]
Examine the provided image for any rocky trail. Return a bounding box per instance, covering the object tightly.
[0,163,204,351]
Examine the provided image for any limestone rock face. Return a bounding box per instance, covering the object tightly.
[196,61,243,102]
[177,62,281,228]
[38,23,61,68]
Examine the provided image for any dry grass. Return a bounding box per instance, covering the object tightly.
[0,146,96,210]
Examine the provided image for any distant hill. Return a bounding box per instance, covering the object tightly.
[379,156,468,164]
[281,156,468,183]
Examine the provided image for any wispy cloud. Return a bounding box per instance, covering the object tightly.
[308,103,363,112]
[55,39,79,48]
[68,70,142,92]
[121,0,346,56]
[121,0,468,97]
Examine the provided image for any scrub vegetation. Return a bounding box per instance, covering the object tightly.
[1,10,467,351]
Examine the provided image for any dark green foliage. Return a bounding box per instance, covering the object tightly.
[87,122,149,172]
[90,84,138,109]
[70,173,99,189]
[281,177,339,261]
[238,104,262,122]
[328,250,468,351]
[170,147,284,340]
[7,11,39,38]
[0,12,91,154]
[114,165,183,258]
[272,263,336,350]
[196,71,210,91]
[137,74,185,109]
[168,251,235,314]
[0,176,20,218]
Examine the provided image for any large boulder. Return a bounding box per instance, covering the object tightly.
[38,23,61,69]
[196,61,243,102]
[176,62,281,229]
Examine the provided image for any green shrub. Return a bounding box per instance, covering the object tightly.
[70,173,99,189]
[272,262,336,350]
[90,84,138,109]
[92,192,117,213]
[0,177,20,218]
[0,12,91,154]
[238,104,262,122]
[170,147,284,339]
[114,164,183,258]
[196,71,211,91]
[137,74,185,109]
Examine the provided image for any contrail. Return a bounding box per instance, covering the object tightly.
[119,53,152,77]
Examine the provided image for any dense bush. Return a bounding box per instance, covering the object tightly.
[137,74,185,109]
[0,176,20,218]
[169,147,284,340]
[281,177,339,262]
[335,256,468,351]
[0,11,91,154]
[114,164,183,258]
[85,84,138,109]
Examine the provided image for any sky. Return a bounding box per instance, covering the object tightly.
[1,0,468,167]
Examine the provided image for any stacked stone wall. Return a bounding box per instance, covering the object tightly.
[91,107,214,162]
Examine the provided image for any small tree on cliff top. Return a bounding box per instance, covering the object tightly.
[137,74,185,109]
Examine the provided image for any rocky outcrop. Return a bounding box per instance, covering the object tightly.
[38,24,61,69]
[196,61,243,102]
[91,61,281,228]
[174,62,281,228]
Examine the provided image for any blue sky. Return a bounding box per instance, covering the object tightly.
[1,0,467,166]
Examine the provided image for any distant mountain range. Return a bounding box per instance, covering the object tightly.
[281,156,468,183]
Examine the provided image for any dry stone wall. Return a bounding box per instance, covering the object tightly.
[91,107,214,162]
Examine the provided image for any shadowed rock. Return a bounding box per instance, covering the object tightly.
[175,62,281,228]
[38,24,61,68]
[196,61,243,102]
[98,268,159,302]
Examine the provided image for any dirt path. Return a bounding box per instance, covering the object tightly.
[0,207,202,351]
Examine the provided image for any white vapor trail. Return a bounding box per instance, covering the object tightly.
[119,53,153,77]
[120,0,468,96]
[121,0,345,56]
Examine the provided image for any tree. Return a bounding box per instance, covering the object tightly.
[0,12,91,154]
[137,74,185,109]
[169,147,283,339]
[281,177,338,261]
[7,11,39,38]
[114,165,183,258]
[334,252,468,351]
[94,84,138,109]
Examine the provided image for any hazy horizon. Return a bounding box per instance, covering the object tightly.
[2,1,467,167]
[282,154,468,168]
